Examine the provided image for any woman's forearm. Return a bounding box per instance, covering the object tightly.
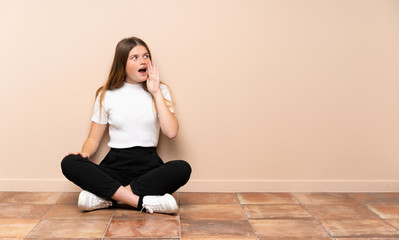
[153,91,179,138]
[81,138,100,158]
[80,122,108,158]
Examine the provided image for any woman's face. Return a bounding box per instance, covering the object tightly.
[125,45,150,84]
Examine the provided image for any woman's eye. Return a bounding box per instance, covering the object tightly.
[132,56,137,60]
[144,55,149,59]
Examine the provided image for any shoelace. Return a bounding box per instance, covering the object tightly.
[90,195,112,208]
[142,201,163,214]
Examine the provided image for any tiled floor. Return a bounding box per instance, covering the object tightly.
[1,192,399,239]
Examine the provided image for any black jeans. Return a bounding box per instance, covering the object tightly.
[61,147,191,199]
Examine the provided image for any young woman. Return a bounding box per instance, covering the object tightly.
[61,37,191,214]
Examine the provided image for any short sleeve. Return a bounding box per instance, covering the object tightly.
[91,93,108,124]
[160,84,175,113]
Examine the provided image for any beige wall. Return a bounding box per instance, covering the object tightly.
[1,0,399,192]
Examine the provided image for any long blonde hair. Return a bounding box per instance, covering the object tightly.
[96,37,174,116]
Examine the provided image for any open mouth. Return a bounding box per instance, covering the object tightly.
[138,67,147,73]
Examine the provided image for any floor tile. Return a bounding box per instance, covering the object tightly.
[243,204,312,219]
[367,204,399,219]
[386,219,399,229]
[250,219,330,238]
[0,192,63,204]
[351,193,399,204]
[105,238,178,240]
[258,239,333,240]
[44,204,114,219]
[305,203,378,220]
[105,219,179,238]
[56,192,80,204]
[0,219,40,238]
[25,238,101,240]
[113,206,178,220]
[182,238,257,240]
[180,193,239,204]
[335,238,399,240]
[27,219,109,238]
[0,203,52,219]
[181,219,255,238]
[2,191,398,239]
[237,193,298,204]
[0,238,23,240]
[320,219,399,237]
[294,193,357,204]
[180,204,246,220]
[172,192,180,205]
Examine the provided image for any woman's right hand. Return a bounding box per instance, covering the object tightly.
[68,152,90,159]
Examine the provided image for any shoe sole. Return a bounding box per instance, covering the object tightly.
[164,194,178,214]
[78,190,89,211]
[78,190,112,211]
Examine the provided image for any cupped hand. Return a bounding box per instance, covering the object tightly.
[146,61,160,95]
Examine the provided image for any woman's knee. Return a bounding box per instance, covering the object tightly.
[173,160,192,182]
[60,154,82,176]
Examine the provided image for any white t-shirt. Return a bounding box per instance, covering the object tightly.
[91,82,174,148]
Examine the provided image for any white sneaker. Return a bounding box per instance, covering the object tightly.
[142,193,178,214]
[78,190,113,211]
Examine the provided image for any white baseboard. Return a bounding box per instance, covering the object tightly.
[0,179,82,192]
[0,179,399,192]
[180,179,399,192]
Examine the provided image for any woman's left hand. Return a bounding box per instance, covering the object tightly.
[146,61,160,95]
